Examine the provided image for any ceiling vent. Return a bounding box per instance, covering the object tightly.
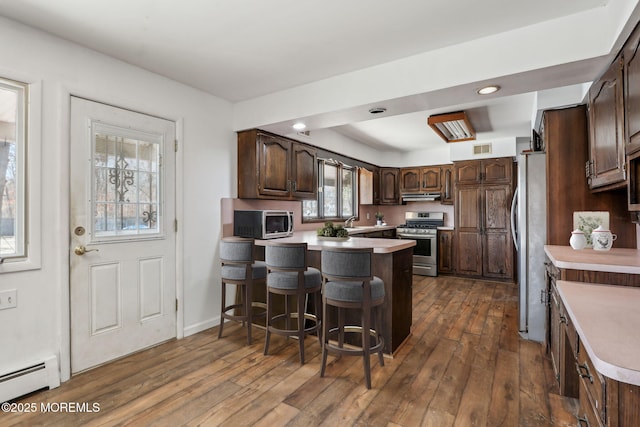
[473,143,492,155]
[427,111,476,142]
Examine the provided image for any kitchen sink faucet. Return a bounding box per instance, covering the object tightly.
[344,216,356,228]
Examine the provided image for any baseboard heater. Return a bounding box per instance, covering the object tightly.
[0,355,60,403]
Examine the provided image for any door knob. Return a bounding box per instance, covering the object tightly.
[74,245,99,256]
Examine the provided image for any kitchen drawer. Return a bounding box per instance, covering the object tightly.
[578,378,604,427]
[576,348,606,424]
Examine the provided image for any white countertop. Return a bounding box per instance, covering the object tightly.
[556,280,640,386]
[254,230,415,254]
[545,245,640,274]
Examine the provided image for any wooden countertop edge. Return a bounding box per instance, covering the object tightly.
[556,281,640,386]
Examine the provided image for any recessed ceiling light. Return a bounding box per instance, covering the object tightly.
[368,107,387,114]
[292,122,306,130]
[477,85,500,95]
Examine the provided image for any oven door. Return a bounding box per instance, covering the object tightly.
[398,233,438,276]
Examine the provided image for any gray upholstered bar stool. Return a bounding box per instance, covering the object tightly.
[320,247,385,389]
[263,242,322,364]
[218,237,267,345]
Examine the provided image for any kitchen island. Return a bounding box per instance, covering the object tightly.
[255,231,415,355]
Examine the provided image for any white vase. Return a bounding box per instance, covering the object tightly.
[569,229,586,250]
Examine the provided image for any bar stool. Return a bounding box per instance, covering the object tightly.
[320,247,385,389]
[263,242,322,364]
[218,237,267,345]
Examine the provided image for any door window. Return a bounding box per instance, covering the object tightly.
[92,123,162,241]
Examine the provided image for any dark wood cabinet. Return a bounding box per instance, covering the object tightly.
[237,129,317,200]
[399,167,420,193]
[399,166,441,193]
[437,229,454,274]
[482,185,513,279]
[547,268,561,389]
[454,157,512,186]
[290,143,317,199]
[587,54,626,190]
[545,262,640,426]
[454,159,514,281]
[543,106,636,248]
[545,262,579,398]
[625,23,640,211]
[455,186,483,276]
[441,164,453,205]
[624,23,640,155]
[379,168,400,205]
[420,166,441,192]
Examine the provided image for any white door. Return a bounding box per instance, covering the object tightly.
[70,97,176,373]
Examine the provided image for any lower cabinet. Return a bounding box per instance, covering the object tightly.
[358,229,396,238]
[546,262,580,397]
[578,380,600,427]
[546,261,640,426]
[438,229,454,274]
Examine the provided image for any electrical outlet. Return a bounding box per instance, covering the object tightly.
[0,289,17,310]
[366,213,370,220]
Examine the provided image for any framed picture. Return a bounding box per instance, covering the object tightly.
[573,211,609,248]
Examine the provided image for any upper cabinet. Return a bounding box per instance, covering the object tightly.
[379,168,400,205]
[587,54,626,190]
[441,164,454,205]
[454,158,512,186]
[625,23,640,155]
[399,166,441,193]
[359,167,375,205]
[399,167,421,193]
[237,129,317,200]
[421,166,441,192]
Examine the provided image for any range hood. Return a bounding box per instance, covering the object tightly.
[401,192,441,202]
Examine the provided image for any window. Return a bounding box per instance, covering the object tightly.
[303,159,357,220]
[92,124,161,240]
[0,78,26,260]
[0,76,41,272]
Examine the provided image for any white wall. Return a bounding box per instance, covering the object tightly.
[0,17,234,382]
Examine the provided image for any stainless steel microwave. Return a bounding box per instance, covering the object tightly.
[233,210,294,239]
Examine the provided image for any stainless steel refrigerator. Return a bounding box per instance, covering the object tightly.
[511,152,546,343]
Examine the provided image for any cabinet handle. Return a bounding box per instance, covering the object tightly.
[540,289,548,305]
[292,181,297,192]
[577,415,591,427]
[576,362,594,384]
[560,315,568,325]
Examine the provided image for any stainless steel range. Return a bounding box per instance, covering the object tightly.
[396,211,444,277]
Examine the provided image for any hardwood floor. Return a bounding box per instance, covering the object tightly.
[3,275,577,426]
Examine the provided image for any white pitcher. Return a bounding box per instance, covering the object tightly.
[569,229,586,250]
[591,225,617,251]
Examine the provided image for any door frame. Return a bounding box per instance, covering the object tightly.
[58,89,184,382]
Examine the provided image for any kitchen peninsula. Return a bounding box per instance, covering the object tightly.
[544,245,640,425]
[254,231,415,355]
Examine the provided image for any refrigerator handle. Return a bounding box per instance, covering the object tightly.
[510,186,518,250]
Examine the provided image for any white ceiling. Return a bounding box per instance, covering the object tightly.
[0,0,629,152]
